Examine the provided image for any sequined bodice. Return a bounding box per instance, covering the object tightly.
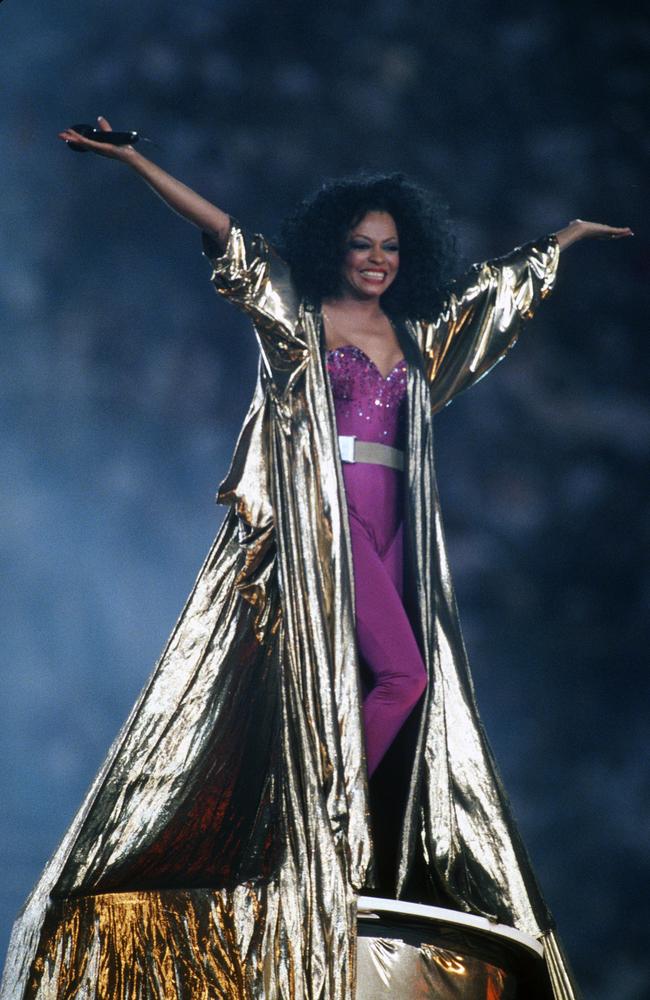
[325,345,408,449]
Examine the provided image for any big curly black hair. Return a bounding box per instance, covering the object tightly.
[277,172,457,321]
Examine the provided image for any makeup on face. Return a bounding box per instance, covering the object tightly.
[340,211,399,299]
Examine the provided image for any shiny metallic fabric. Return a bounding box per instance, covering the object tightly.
[2,222,580,999]
[23,891,530,999]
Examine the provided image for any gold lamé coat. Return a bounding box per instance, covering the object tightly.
[1,223,581,999]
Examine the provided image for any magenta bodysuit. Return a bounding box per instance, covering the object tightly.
[326,345,427,777]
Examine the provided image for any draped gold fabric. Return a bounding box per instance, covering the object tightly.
[1,222,582,999]
[24,891,527,999]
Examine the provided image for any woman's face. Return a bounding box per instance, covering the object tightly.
[340,211,399,301]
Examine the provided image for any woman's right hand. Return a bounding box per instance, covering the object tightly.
[57,115,231,243]
[58,116,134,161]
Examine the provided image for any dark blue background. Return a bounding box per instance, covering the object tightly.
[1,2,648,996]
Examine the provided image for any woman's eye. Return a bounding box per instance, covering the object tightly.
[348,241,399,251]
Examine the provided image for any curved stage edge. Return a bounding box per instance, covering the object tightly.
[357,895,549,998]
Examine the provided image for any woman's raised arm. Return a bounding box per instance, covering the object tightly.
[57,116,231,247]
[422,215,633,413]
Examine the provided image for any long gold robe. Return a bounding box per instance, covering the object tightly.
[1,223,581,999]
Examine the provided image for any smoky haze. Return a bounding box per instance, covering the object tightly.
[1,2,648,997]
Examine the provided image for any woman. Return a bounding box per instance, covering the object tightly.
[1,117,631,1000]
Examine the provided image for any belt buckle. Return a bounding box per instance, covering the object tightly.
[338,434,356,463]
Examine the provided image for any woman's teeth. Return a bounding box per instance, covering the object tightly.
[360,270,385,281]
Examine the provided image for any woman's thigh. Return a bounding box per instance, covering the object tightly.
[347,513,423,684]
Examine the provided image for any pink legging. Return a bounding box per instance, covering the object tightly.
[347,511,428,777]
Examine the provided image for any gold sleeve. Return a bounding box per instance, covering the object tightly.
[202,220,308,394]
[422,234,560,413]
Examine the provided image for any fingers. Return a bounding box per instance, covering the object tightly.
[578,221,634,240]
[57,120,121,157]
[600,225,634,239]
[57,128,83,144]
[56,116,113,149]
[57,128,96,150]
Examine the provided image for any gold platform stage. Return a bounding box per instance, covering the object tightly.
[357,895,548,999]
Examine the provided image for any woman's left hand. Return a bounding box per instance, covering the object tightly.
[555,219,634,250]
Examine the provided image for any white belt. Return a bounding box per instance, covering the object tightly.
[338,434,404,472]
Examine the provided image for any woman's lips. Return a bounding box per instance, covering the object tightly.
[359,269,387,283]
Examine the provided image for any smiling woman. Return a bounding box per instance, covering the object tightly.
[340,212,400,293]
[322,211,404,378]
[277,171,457,320]
[0,118,633,1000]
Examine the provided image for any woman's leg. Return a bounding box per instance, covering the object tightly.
[348,514,427,777]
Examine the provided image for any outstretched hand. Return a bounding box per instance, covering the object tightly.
[58,116,134,160]
[555,218,634,250]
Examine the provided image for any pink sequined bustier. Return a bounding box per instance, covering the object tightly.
[325,344,408,449]
[325,344,408,554]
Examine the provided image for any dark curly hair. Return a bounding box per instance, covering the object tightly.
[277,172,456,321]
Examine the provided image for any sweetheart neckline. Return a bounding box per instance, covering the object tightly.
[325,343,407,381]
